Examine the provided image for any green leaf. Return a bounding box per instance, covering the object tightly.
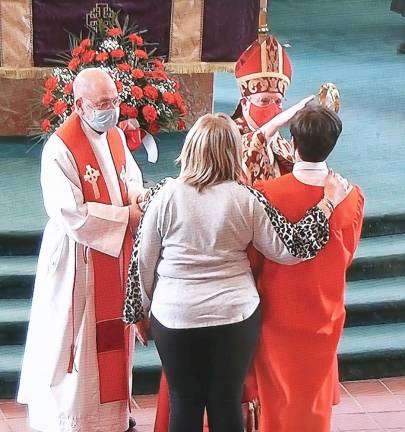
[123,15,130,34]
[148,47,158,57]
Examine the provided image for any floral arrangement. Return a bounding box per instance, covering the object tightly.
[36,13,187,148]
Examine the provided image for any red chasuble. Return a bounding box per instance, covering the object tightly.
[253,174,364,432]
[56,113,133,404]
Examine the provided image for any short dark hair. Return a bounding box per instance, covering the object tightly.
[290,105,342,162]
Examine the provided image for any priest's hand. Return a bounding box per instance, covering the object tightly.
[134,318,149,346]
[128,185,147,208]
[136,189,150,212]
[129,202,142,233]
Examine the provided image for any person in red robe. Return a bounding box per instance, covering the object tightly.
[253,104,364,432]
[153,34,315,432]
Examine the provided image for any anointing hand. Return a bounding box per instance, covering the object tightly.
[260,95,315,141]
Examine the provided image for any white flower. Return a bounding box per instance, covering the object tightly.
[99,38,120,52]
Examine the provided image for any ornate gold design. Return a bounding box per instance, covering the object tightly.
[239,75,289,97]
[267,37,279,73]
[86,3,114,33]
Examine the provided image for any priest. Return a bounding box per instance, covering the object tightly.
[18,68,145,432]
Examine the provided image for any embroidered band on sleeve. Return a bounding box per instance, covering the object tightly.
[123,178,168,324]
[244,184,330,259]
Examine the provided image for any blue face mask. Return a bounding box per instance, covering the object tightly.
[84,107,120,133]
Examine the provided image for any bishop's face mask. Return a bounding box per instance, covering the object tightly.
[242,93,283,128]
[248,103,282,127]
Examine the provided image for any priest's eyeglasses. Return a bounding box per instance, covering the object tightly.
[82,96,121,110]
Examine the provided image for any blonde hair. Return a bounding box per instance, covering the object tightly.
[177,113,243,192]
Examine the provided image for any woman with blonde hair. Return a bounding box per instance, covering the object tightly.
[124,113,348,432]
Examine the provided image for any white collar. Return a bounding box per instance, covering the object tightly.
[292,161,328,186]
[293,161,328,172]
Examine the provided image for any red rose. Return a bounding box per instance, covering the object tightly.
[177,119,187,130]
[148,121,160,134]
[82,50,96,64]
[117,62,131,72]
[111,49,125,59]
[68,57,80,71]
[150,70,168,80]
[42,91,54,106]
[44,76,58,92]
[153,59,164,69]
[120,102,129,116]
[142,105,157,123]
[41,118,52,132]
[143,85,159,100]
[128,33,144,46]
[72,45,84,57]
[134,49,148,60]
[107,27,122,37]
[131,68,145,79]
[127,106,138,118]
[115,81,124,93]
[53,100,68,116]
[131,86,144,100]
[80,38,92,49]
[63,82,73,95]
[95,52,109,62]
[162,92,175,105]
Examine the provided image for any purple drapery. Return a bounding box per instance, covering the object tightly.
[32,0,260,66]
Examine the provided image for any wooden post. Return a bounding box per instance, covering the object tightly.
[258,0,269,43]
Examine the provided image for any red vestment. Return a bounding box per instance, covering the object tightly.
[57,113,133,404]
[253,174,364,432]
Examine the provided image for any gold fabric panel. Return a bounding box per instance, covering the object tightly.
[0,0,33,67]
[169,0,204,63]
[0,62,235,80]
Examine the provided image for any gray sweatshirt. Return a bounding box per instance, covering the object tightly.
[124,178,329,329]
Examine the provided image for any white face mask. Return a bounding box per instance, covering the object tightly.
[83,107,120,133]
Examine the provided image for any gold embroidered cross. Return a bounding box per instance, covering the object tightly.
[84,164,101,199]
